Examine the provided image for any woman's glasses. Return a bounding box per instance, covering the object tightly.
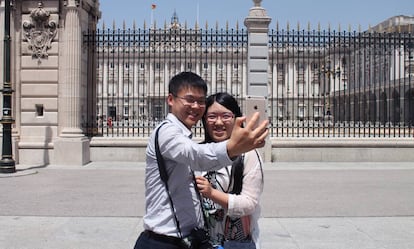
[206,112,234,123]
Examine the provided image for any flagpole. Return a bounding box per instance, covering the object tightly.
[197,2,199,27]
[151,4,156,28]
[151,9,153,28]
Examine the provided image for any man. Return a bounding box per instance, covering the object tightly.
[134,72,268,249]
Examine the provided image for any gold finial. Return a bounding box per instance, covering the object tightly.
[287,21,290,30]
[307,22,310,31]
[348,24,351,33]
[164,20,167,29]
[226,21,229,31]
[185,20,188,29]
[205,21,208,29]
[144,20,147,29]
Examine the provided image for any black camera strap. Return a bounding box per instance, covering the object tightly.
[154,122,184,239]
[190,169,210,230]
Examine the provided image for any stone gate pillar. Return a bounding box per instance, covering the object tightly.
[244,0,272,162]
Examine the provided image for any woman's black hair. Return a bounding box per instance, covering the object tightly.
[202,92,242,143]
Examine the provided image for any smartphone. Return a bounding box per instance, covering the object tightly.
[245,96,268,129]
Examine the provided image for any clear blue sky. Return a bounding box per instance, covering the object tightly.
[98,0,414,31]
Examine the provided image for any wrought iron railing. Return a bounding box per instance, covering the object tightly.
[84,27,413,138]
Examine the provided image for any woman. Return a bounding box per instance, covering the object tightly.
[196,92,264,249]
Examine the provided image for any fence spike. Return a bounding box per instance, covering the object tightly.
[307,21,310,31]
[348,24,351,33]
[102,20,105,30]
[205,21,208,29]
[318,22,320,32]
[123,20,126,30]
[216,21,219,30]
[133,20,136,30]
[297,21,300,31]
[276,21,279,31]
[236,20,239,30]
[226,21,229,31]
[144,20,147,29]
[164,20,167,29]
[287,21,290,30]
[338,23,341,32]
[358,24,361,33]
[112,20,115,29]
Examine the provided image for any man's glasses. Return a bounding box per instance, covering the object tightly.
[206,112,235,123]
[173,95,206,107]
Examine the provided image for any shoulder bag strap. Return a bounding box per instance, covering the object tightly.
[155,122,184,238]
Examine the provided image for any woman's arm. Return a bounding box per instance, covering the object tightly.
[227,150,264,217]
[196,175,229,208]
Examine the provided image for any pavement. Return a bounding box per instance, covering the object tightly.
[1,161,414,249]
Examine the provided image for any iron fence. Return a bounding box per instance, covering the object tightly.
[84,27,414,138]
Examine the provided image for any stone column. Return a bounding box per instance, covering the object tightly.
[244,0,272,162]
[54,0,100,165]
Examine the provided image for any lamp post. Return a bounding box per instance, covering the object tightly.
[0,0,15,173]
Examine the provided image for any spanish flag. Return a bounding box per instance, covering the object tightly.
[151,4,156,9]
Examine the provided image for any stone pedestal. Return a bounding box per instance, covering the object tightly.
[54,137,90,165]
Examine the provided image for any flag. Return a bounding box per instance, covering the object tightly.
[151,4,156,9]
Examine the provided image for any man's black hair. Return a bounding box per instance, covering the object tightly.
[168,71,207,96]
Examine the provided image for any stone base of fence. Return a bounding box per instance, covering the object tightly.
[87,137,414,163]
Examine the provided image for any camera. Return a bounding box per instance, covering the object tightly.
[181,227,213,249]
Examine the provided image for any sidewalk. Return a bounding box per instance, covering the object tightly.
[1,161,414,249]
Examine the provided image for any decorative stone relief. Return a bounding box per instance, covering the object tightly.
[22,2,57,62]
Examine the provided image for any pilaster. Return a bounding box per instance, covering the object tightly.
[54,0,100,165]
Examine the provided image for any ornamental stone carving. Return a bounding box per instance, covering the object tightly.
[22,2,57,61]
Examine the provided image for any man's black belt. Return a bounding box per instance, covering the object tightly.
[143,230,182,245]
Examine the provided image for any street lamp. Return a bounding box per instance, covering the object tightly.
[0,0,15,173]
